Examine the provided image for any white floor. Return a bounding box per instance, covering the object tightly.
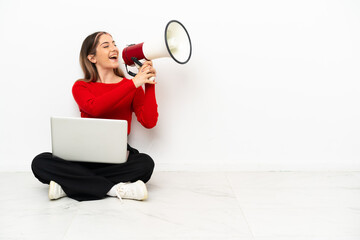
[0,171,359,240]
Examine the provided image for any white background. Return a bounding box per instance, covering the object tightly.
[0,0,359,171]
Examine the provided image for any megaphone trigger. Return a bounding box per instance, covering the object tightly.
[131,57,143,68]
[124,57,142,77]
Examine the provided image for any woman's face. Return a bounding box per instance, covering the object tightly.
[90,33,119,69]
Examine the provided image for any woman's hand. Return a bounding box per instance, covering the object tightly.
[132,61,157,88]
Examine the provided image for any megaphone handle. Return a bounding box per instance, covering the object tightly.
[132,57,143,67]
[125,64,137,77]
[133,57,155,81]
[126,57,155,81]
[124,57,143,77]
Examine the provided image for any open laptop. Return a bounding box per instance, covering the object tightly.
[51,117,128,164]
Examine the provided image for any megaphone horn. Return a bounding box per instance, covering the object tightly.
[122,20,192,77]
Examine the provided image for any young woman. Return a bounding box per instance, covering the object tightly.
[31,32,158,201]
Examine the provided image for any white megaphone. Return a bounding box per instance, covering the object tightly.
[122,20,192,78]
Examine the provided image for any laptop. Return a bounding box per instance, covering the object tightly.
[51,117,128,164]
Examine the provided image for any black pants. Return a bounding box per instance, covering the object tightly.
[31,145,154,201]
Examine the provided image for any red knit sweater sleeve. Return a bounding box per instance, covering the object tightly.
[132,83,158,128]
[72,79,137,117]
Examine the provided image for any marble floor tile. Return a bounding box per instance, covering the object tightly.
[226,172,360,189]
[242,207,360,238]
[1,171,360,240]
[61,172,253,239]
[0,173,79,240]
[63,199,253,239]
[145,171,240,209]
[231,187,360,208]
[253,236,360,240]
[227,172,360,208]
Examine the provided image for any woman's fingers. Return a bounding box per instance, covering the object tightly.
[140,61,152,70]
[143,60,153,67]
[143,67,156,76]
[133,60,156,87]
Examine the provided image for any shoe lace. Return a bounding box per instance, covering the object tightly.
[116,183,137,202]
[115,184,125,203]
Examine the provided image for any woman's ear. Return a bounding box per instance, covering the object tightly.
[87,54,97,64]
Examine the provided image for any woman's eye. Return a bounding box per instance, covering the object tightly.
[104,46,109,48]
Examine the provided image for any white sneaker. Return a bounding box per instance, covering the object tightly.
[48,181,66,200]
[115,180,148,201]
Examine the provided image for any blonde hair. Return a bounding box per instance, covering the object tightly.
[78,31,125,82]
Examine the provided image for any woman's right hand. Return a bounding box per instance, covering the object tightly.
[132,61,157,88]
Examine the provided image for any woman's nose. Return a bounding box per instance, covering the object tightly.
[111,44,118,51]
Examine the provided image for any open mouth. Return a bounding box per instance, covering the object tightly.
[109,55,118,60]
[109,52,118,62]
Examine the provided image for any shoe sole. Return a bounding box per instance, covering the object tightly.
[48,180,56,200]
[142,183,148,200]
[137,180,148,201]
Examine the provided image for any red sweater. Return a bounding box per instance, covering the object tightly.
[72,78,158,135]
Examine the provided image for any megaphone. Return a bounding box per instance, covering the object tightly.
[122,20,192,77]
